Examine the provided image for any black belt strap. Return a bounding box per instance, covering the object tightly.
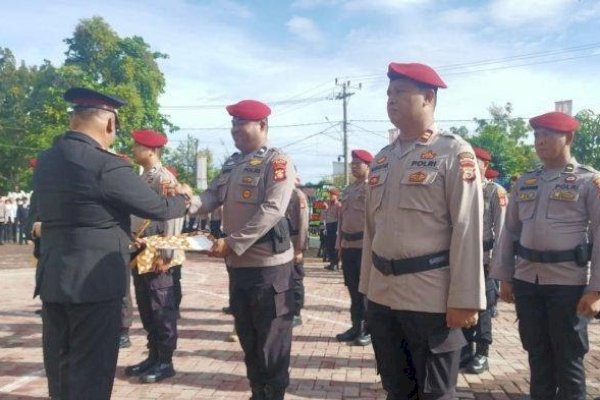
[372,250,450,276]
[516,243,582,264]
[342,231,363,241]
[483,239,494,252]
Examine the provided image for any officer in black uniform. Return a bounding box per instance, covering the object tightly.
[33,87,189,400]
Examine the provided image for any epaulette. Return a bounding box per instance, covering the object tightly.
[577,164,598,173]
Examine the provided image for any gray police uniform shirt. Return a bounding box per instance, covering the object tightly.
[130,163,185,261]
[359,126,486,313]
[336,180,367,250]
[325,200,341,224]
[191,146,296,268]
[490,161,600,291]
[482,179,508,266]
[286,187,309,252]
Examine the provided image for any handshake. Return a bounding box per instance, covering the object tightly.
[162,181,193,204]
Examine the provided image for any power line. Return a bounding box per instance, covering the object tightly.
[280,122,341,149]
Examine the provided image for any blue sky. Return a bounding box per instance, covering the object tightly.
[3,0,600,182]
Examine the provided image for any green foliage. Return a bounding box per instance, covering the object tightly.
[572,110,600,169]
[162,136,218,190]
[0,17,175,193]
[454,103,537,178]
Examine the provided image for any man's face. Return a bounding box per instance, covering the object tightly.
[351,157,369,179]
[387,79,428,129]
[477,158,488,180]
[231,118,266,153]
[534,127,569,162]
[132,142,154,164]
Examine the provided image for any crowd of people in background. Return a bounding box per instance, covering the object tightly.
[0,191,32,245]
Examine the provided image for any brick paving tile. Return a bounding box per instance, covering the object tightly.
[0,244,599,399]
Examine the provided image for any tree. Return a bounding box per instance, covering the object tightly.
[162,136,219,190]
[572,109,600,169]
[453,103,537,178]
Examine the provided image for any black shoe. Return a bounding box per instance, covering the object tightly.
[466,354,489,374]
[491,306,499,318]
[292,315,303,327]
[354,332,371,346]
[336,326,358,342]
[125,356,157,377]
[250,384,265,400]
[222,306,232,314]
[119,333,131,348]
[34,309,42,315]
[324,263,336,271]
[263,384,285,400]
[459,343,475,369]
[139,362,175,383]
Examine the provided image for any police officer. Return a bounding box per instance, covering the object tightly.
[324,188,341,270]
[360,63,485,400]
[33,87,189,400]
[285,174,309,327]
[124,130,185,383]
[189,99,296,400]
[491,111,600,400]
[461,147,507,374]
[335,149,373,346]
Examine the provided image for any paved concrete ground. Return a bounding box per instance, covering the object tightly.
[0,243,599,399]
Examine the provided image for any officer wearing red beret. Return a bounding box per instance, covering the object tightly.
[125,129,185,383]
[188,99,296,400]
[492,111,600,399]
[360,63,485,399]
[461,147,507,374]
[33,88,188,400]
[334,149,373,346]
[324,187,342,270]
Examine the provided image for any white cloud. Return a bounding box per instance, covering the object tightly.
[343,0,429,12]
[286,16,323,43]
[488,0,572,27]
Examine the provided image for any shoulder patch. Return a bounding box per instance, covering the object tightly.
[272,158,288,182]
[496,186,508,207]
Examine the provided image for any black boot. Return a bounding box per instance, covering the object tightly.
[336,323,358,342]
[125,349,157,377]
[292,315,303,327]
[250,383,266,400]
[119,330,131,348]
[459,342,475,369]
[140,352,175,384]
[353,321,371,346]
[263,384,285,400]
[467,342,489,374]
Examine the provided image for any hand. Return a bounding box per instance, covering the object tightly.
[293,251,304,264]
[31,222,42,238]
[209,238,231,258]
[175,183,193,200]
[152,257,171,273]
[131,237,146,250]
[500,281,515,304]
[576,292,600,318]
[446,308,479,329]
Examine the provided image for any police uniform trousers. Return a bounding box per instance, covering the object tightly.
[132,268,178,362]
[228,263,295,396]
[341,248,367,324]
[121,269,133,332]
[42,299,121,400]
[367,300,465,400]
[462,268,496,348]
[172,265,183,311]
[325,222,338,265]
[292,260,305,316]
[210,220,223,239]
[513,279,588,400]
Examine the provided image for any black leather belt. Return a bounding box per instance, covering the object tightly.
[342,231,363,241]
[516,243,590,267]
[372,250,450,276]
[483,239,494,252]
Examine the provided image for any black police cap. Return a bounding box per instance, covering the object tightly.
[63,87,126,111]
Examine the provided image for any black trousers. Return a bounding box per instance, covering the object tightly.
[133,268,178,360]
[367,301,465,400]
[292,261,305,316]
[121,268,133,331]
[172,265,183,311]
[513,279,588,400]
[229,263,295,392]
[210,220,223,238]
[341,248,366,323]
[325,222,338,265]
[462,274,496,346]
[42,299,121,400]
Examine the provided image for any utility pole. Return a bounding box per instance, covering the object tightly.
[334,79,361,186]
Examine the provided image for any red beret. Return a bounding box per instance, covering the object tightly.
[485,169,500,179]
[529,112,579,133]
[351,149,374,164]
[226,100,271,120]
[387,62,447,89]
[28,158,37,169]
[131,130,168,148]
[474,147,492,162]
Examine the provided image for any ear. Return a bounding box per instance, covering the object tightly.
[565,132,575,145]
[423,88,436,107]
[259,119,268,131]
[106,117,115,135]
